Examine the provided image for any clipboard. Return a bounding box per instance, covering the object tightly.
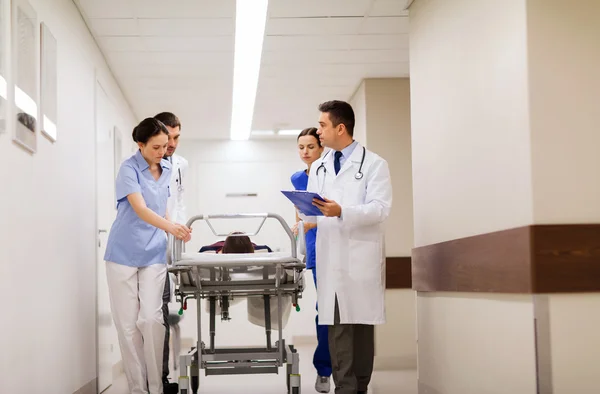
[281,190,325,216]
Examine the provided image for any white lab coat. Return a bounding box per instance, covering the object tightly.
[305,143,392,325]
[166,153,188,305]
[167,153,188,225]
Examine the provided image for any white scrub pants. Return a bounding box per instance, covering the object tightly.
[106,261,167,394]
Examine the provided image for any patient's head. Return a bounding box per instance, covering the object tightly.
[221,232,254,254]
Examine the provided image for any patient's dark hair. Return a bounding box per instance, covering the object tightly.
[297,127,321,147]
[132,118,169,143]
[222,232,254,254]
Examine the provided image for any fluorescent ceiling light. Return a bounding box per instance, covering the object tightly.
[15,86,37,119]
[229,0,269,141]
[251,130,275,136]
[277,129,302,136]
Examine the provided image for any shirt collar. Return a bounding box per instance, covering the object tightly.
[339,140,358,160]
[134,150,171,171]
[134,150,150,171]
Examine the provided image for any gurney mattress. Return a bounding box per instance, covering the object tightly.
[174,252,299,286]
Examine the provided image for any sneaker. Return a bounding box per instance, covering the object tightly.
[315,375,331,393]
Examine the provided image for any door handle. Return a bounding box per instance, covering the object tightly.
[98,229,108,247]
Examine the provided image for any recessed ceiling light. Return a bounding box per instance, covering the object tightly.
[251,130,275,136]
[277,129,302,136]
[229,0,269,141]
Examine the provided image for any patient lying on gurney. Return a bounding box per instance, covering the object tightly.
[199,232,293,329]
[199,231,272,254]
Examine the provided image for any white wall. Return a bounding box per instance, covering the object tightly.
[417,293,537,394]
[0,0,136,392]
[409,0,533,248]
[365,78,413,257]
[175,139,319,349]
[526,0,600,224]
[409,0,538,392]
[349,80,367,147]
[546,294,600,394]
[526,1,600,392]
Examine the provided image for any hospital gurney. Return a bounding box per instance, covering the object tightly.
[167,213,306,394]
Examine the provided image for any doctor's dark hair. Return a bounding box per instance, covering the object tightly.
[222,232,254,254]
[154,112,181,130]
[131,118,169,144]
[297,127,321,147]
[318,100,355,137]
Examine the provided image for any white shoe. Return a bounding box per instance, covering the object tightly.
[315,376,331,393]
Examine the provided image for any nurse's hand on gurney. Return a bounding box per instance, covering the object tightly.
[127,192,192,242]
[168,223,192,242]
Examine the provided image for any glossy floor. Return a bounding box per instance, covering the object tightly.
[102,345,417,394]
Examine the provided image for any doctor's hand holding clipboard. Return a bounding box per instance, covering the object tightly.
[311,196,342,217]
[281,190,326,217]
[282,189,345,223]
[281,191,343,219]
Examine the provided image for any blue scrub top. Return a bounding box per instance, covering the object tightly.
[104,150,172,268]
[291,170,317,270]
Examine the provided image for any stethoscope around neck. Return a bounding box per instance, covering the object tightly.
[316,146,366,181]
[169,156,183,192]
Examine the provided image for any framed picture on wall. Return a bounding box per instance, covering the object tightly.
[0,0,10,134]
[40,22,57,142]
[11,0,39,153]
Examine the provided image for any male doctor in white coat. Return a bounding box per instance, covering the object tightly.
[303,100,392,394]
[156,112,188,225]
[154,112,188,393]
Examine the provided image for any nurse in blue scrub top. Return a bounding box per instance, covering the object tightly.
[290,127,332,394]
[104,118,192,394]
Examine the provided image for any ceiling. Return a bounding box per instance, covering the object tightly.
[74,0,410,140]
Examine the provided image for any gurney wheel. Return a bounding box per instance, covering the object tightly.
[287,372,301,394]
[191,376,199,394]
[286,363,292,393]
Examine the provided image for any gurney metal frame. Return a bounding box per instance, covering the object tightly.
[167,213,306,394]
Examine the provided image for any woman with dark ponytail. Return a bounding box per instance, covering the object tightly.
[104,117,192,394]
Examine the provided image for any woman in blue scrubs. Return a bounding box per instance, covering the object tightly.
[104,118,192,394]
[291,127,331,393]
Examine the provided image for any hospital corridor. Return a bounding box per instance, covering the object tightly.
[1,0,599,394]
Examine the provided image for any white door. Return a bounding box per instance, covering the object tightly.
[193,160,298,252]
[96,80,118,393]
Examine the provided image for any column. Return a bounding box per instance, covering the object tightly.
[349,78,417,370]
[409,0,600,393]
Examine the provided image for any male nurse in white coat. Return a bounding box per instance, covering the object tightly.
[154,112,189,393]
[303,100,392,394]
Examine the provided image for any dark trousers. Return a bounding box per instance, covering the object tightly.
[162,274,171,383]
[311,268,332,377]
[328,297,375,394]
